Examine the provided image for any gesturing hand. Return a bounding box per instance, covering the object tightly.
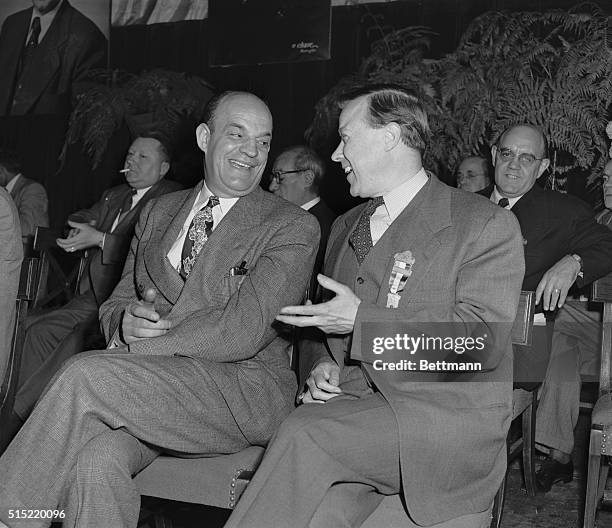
[122,288,172,344]
[276,275,361,334]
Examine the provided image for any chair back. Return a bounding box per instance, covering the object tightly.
[0,256,41,442]
[511,290,535,346]
[591,273,612,395]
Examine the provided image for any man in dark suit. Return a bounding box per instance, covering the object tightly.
[0,148,49,240]
[4,135,181,436]
[225,85,525,528]
[0,91,319,527]
[0,0,107,116]
[479,125,612,491]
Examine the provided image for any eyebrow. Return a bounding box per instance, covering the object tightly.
[227,122,272,138]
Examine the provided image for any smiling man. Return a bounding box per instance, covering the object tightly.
[0,92,319,528]
[479,124,612,492]
[225,84,525,528]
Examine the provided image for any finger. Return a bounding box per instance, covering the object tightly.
[328,368,340,387]
[276,314,321,327]
[124,327,171,342]
[67,220,87,229]
[129,304,162,322]
[278,304,325,316]
[557,286,569,309]
[317,274,347,294]
[125,316,172,331]
[545,286,559,311]
[313,373,342,394]
[535,279,546,306]
[142,288,158,304]
[300,391,325,404]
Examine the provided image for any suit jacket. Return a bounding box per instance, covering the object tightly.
[0,188,23,384]
[99,183,320,444]
[0,0,107,116]
[480,184,612,295]
[9,175,49,239]
[306,199,336,300]
[308,176,525,525]
[70,179,182,307]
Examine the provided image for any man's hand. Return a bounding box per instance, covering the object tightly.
[535,255,581,310]
[56,220,103,252]
[276,275,361,334]
[298,360,342,404]
[122,288,172,344]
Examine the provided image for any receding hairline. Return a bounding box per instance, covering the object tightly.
[498,125,548,158]
[205,91,272,131]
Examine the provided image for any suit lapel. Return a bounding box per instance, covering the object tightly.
[9,175,26,200]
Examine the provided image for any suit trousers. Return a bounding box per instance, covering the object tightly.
[536,301,601,454]
[17,291,98,390]
[0,350,251,528]
[225,365,402,528]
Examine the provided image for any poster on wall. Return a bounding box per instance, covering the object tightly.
[0,0,111,39]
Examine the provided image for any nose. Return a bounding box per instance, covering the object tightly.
[508,153,521,169]
[240,138,258,158]
[331,142,344,163]
[268,178,279,192]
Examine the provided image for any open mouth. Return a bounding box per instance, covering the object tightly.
[229,160,253,170]
[344,165,353,176]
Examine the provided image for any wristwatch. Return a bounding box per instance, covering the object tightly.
[570,253,583,278]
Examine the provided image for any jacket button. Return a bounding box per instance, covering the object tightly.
[356,277,364,284]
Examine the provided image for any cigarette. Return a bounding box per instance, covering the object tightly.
[119,168,130,173]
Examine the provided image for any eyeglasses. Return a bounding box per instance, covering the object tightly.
[496,148,546,167]
[270,169,304,183]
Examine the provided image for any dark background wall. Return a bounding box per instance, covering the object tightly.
[1,0,608,228]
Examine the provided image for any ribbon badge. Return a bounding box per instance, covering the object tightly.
[386,250,415,308]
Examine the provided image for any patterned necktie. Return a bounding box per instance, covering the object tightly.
[498,197,510,208]
[349,196,384,264]
[180,195,220,279]
[20,17,41,72]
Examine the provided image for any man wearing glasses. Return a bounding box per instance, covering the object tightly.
[269,145,336,300]
[480,124,612,492]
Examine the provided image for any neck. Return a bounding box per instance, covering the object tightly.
[298,190,318,206]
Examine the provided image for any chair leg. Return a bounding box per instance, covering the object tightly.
[489,471,507,528]
[521,391,537,496]
[583,428,603,528]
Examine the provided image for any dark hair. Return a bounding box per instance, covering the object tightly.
[0,148,21,175]
[338,83,431,154]
[497,124,549,158]
[284,145,325,191]
[135,133,172,163]
[201,91,270,133]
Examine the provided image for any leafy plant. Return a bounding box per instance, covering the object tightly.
[64,69,215,168]
[307,2,612,187]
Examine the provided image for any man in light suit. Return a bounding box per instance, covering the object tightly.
[1,135,181,445]
[0,188,22,387]
[0,0,107,116]
[0,91,319,527]
[0,148,48,240]
[225,85,525,528]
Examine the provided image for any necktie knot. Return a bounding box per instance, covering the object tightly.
[28,17,41,47]
[366,196,384,215]
[497,197,510,209]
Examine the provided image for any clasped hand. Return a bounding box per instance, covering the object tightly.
[276,274,361,334]
[121,288,172,344]
[56,220,103,252]
[299,360,342,404]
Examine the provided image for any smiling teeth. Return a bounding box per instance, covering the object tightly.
[231,160,250,168]
[344,166,352,174]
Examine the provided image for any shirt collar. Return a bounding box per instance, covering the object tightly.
[491,186,523,209]
[380,167,429,222]
[31,0,63,42]
[194,181,239,216]
[5,173,21,193]
[301,196,321,211]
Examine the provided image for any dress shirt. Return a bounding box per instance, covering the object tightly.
[167,182,238,271]
[109,186,151,233]
[490,186,523,209]
[5,173,20,194]
[30,0,63,43]
[301,196,321,211]
[370,167,428,245]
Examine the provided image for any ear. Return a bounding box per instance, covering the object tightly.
[302,169,315,187]
[159,160,170,178]
[537,158,550,178]
[384,122,402,151]
[490,145,498,167]
[196,123,211,153]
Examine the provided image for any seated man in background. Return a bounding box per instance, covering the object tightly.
[456,155,491,193]
[0,91,319,528]
[534,158,612,492]
[226,84,524,528]
[2,135,181,444]
[269,145,336,299]
[479,125,612,490]
[0,148,48,240]
[0,187,23,386]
